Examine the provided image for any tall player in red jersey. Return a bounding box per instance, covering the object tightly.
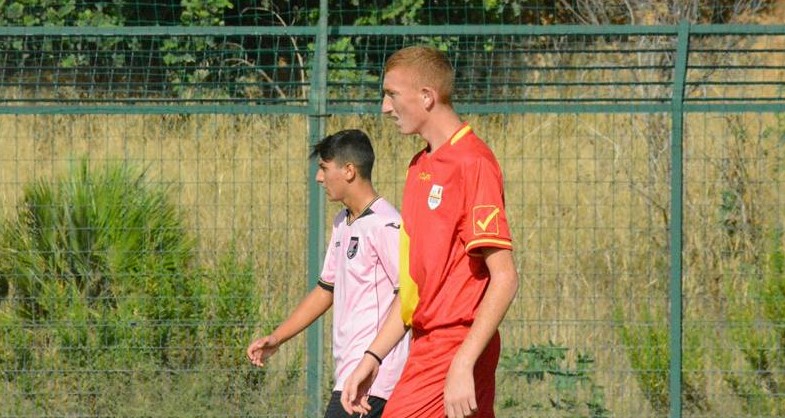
[341,45,519,418]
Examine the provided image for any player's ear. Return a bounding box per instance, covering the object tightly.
[421,87,436,109]
[343,162,357,181]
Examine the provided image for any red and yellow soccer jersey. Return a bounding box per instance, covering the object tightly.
[398,124,513,332]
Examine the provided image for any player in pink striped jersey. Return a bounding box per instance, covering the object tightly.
[247,129,409,418]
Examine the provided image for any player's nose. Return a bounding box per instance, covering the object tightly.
[381,96,393,114]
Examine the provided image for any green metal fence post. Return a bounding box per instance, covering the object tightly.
[306,0,329,415]
[669,18,690,418]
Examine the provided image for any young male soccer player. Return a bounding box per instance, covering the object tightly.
[341,46,519,418]
[247,129,409,418]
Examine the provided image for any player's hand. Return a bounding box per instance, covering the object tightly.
[246,335,280,367]
[340,356,380,415]
[444,360,477,418]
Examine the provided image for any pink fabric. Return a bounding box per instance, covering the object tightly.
[319,197,410,399]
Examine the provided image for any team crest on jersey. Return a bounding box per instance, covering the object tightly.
[428,184,444,210]
[346,236,359,259]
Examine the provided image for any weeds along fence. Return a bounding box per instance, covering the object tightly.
[1,21,785,418]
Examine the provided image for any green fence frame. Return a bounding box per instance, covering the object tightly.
[2,20,785,418]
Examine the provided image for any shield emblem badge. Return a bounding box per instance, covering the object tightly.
[428,185,443,210]
[346,236,359,259]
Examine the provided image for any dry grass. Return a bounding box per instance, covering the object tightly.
[2,108,782,415]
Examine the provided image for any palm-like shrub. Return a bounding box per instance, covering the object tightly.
[0,159,198,367]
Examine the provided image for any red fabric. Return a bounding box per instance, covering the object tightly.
[382,327,500,418]
[399,125,513,331]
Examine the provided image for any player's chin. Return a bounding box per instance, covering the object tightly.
[386,118,405,133]
[396,123,417,135]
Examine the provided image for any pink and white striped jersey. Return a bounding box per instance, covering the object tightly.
[318,196,410,399]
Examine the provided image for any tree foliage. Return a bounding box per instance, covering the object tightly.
[1,0,772,27]
[0,0,776,101]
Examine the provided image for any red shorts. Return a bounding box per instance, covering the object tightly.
[381,326,500,418]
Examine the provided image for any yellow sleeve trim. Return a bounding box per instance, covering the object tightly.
[465,238,513,253]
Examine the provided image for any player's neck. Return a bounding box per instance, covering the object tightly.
[421,110,464,154]
[344,187,380,223]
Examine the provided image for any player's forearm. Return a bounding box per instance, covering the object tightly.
[453,249,518,367]
[366,295,409,358]
[271,286,333,344]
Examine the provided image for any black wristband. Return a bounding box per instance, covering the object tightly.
[364,350,383,365]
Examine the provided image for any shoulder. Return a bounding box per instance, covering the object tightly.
[456,132,502,170]
[460,132,497,160]
[331,209,348,227]
[371,198,401,223]
[368,198,401,233]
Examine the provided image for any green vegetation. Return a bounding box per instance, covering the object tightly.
[0,158,304,416]
[614,304,710,414]
[718,229,785,416]
[0,2,784,415]
[0,105,782,415]
[498,342,610,417]
[0,1,776,102]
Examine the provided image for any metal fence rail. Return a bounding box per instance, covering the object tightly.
[1,20,784,418]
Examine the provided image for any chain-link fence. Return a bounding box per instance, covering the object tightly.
[2,3,785,417]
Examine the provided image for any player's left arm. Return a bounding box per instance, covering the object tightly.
[452,153,519,367]
[444,247,518,418]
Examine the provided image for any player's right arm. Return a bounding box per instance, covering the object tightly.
[341,294,408,414]
[246,285,333,367]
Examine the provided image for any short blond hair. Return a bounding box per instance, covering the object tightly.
[384,45,454,105]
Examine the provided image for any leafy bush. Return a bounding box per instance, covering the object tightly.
[0,0,126,79]
[498,342,611,417]
[0,159,198,367]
